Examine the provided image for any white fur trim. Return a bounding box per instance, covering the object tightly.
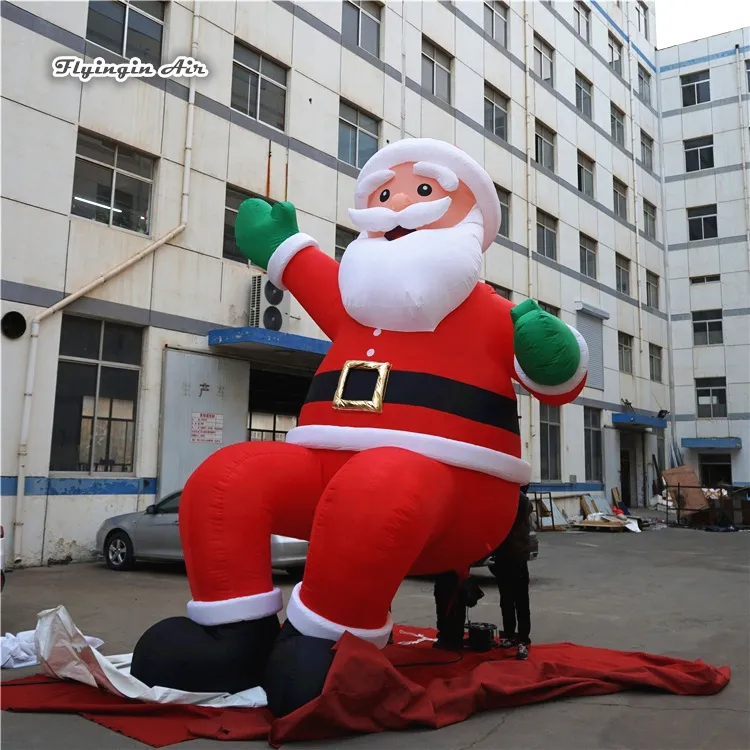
[266,233,319,290]
[187,588,282,626]
[285,425,532,483]
[355,139,501,251]
[286,583,393,649]
[514,325,590,396]
[354,170,395,203]
[413,161,459,191]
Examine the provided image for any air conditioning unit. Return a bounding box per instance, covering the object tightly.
[249,274,290,332]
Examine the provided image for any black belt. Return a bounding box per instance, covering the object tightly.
[305,362,520,434]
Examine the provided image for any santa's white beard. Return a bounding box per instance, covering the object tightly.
[338,207,485,333]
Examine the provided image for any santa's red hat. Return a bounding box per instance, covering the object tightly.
[354,138,501,252]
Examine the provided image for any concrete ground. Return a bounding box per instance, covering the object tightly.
[2,527,748,750]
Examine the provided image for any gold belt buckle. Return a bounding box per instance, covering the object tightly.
[333,360,392,413]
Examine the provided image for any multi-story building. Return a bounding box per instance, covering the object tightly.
[0,0,708,568]
[658,27,750,491]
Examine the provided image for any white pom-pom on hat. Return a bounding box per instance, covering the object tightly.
[354,138,501,252]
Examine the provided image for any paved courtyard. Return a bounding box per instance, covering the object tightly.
[2,527,748,749]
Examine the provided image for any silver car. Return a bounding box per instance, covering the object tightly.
[96,490,308,577]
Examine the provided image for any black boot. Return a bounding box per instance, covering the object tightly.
[263,620,336,717]
[131,614,280,694]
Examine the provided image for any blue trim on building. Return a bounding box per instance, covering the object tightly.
[680,437,743,450]
[208,326,331,355]
[0,476,158,496]
[527,482,605,494]
[589,0,657,72]
[659,45,750,73]
[611,413,668,429]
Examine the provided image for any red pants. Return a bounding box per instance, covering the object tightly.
[180,442,517,642]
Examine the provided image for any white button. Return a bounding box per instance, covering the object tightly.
[373,329,382,337]
[366,348,375,357]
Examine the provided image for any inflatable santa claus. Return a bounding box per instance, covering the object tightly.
[131,138,589,715]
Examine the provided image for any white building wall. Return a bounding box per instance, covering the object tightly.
[2,0,675,566]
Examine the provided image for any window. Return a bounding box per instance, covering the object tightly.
[231,42,287,130]
[579,233,597,279]
[584,407,603,481]
[224,186,264,262]
[341,0,381,58]
[643,199,656,239]
[50,316,142,473]
[335,226,357,262]
[534,120,555,171]
[688,204,718,241]
[86,0,164,67]
[576,312,604,389]
[539,403,561,481]
[577,151,594,197]
[157,492,181,514]
[640,130,654,170]
[483,1,508,47]
[746,59,750,91]
[681,69,710,107]
[684,136,714,172]
[696,377,727,418]
[613,177,628,220]
[250,412,298,442]
[690,274,721,284]
[422,38,452,103]
[489,282,512,300]
[618,331,633,373]
[615,253,631,295]
[692,309,723,346]
[636,1,649,40]
[496,185,510,237]
[638,65,651,105]
[484,85,509,141]
[699,453,732,486]
[536,210,557,260]
[608,34,623,75]
[539,301,559,316]
[533,35,554,85]
[574,1,591,42]
[610,104,625,146]
[71,131,153,235]
[648,343,662,382]
[646,271,659,309]
[576,72,592,118]
[338,101,378,169]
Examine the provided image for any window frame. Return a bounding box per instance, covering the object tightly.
[681,69,710,108]
[71,130,154,236]
[422,38,452,104]
[534,120,555,171]
[646,271,659,309]
[613,177,628,220]
[484,84,509,141]
[536,209,558,260]
[695,377,727,419]
[583,406,603,482]
[483,0,508,47]
[636,0,649,40]
[649,343,662,382]
[335,225,357,262]
[640,130,654,170]
[638,64,651,105]
[539,301,560,316]
[692,309,723,346]
[574,1,591,43]
[539,403,562,481]
[577,150,595,198]
[341,0,382,59]
[338,100,379,169]
[608,34,623,76]
[618,331,634,374]
[643,199,657,239]
[488,281,513,300]
[223,185,270,262]
[684,136,714,173]
[610,103,625,146]
[615,253,631,296]
[687,204,718,241]
[576,72,593,119]
[579,233,597,279]
[533,34,554,86]
[496,185,511,238]
[231,41,288,131]
[690,274,720,285]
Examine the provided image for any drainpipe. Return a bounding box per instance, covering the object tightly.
[400,5,407,139]
[523,1,535,464]
[734,44,750,264]
[11,3,201,566]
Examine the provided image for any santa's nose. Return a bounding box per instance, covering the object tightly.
[389,193,411,212]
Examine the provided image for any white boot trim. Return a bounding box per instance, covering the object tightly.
[187,587,283,626]
[286,583,393,650]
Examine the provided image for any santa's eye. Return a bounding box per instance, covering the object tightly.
[379,189,390,202]
[417,183,432,197]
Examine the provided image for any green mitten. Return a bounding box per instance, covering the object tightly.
[234,199,299,270]
[511,299,580,386]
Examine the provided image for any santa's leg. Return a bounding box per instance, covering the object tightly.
[131,441,326,694]
[264,447,457,715]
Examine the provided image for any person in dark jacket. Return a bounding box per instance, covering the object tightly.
[433,571,485,650]
[488,486,532,660]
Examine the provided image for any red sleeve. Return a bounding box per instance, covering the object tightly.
[281,246,346,341]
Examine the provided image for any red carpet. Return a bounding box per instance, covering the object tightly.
[1,625,729,747]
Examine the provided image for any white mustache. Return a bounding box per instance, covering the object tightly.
[348,197,452,232]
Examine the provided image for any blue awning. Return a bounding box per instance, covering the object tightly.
[611,413,668,430]
[681,437,742,450]
[208,327,330,371]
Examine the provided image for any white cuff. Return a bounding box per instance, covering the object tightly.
[286,583,393,649]
[266,233,319,290]
[514,325,589,396]
[187,588,282,626]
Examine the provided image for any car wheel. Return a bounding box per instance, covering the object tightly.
[105,531,135,571]
[285,566,305,582]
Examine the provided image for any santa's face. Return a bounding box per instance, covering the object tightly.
[339,162,484,333]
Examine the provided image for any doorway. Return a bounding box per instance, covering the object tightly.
[698,453,733,487]
[619,449,632,507]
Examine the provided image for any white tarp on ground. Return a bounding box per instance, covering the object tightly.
[2,628,103,669]
[17,605,267,707]
[584,513,641,533]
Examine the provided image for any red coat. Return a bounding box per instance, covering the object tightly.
[279,245,586,484]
